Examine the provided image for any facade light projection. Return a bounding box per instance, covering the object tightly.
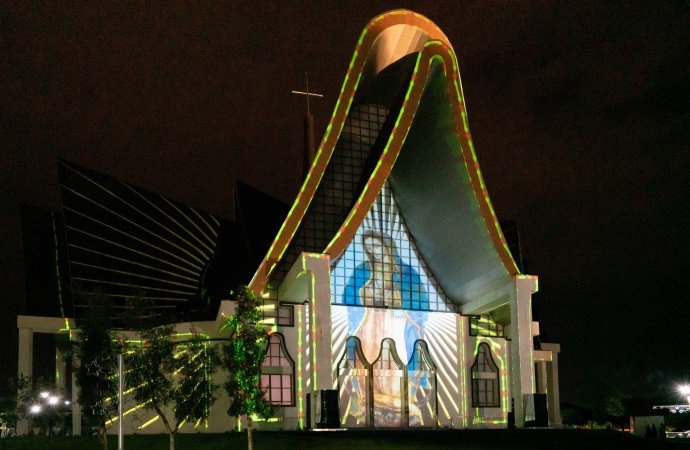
[16,9,560,435]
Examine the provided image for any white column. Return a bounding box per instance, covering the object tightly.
[509,275,537,427]
[17,327,33,436]
[72,368,81,435]
[278,253,333,392]
[278,252,333,429]
[56,346,67,390]
[304,254,334,392]
[536,362,547,394]
[541,343,561,426]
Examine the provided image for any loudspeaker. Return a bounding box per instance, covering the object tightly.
[315,389,340,428]
[534,393,548,427]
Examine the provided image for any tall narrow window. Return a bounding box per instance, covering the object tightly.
[372,338,405,427]
[471,343,500,407]
[338,337,369,427]
[407,340,436,427]
[261,333,294,406]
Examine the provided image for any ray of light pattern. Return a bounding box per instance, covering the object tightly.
[424,313,459,425]
[57,159,223,315]
[331,181,454,312]
[61,161,214,259]
[60,184,208,265]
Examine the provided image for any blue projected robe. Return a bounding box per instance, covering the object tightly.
[343,259,429,360]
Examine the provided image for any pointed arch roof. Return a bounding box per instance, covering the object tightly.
[250,10,520,306]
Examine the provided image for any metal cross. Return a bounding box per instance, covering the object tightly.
[292,72,323,117]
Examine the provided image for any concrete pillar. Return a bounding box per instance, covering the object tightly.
[55,346,67,390]
[536,361,548,394]
[541,343,561,426]
[304,254,334,392]
[278,253,333,392]
[278,252,334,429]
[509,275,537,427]
[72,359,81,435]
[17,327,33,436]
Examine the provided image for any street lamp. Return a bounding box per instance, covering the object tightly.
[679,385,690,405]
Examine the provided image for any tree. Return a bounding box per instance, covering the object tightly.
[561,407,585,427]
[0,381,19,438]
[15,376,70,450]
[71,292,120,450]
[126,297,220,450]
[222,286,272,450]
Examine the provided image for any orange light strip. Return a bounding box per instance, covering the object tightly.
[249,9,518,294]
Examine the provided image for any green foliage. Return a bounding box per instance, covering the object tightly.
[602,396,626,418]
[170,335,222,425]
[561,408,585,426]
[126,296,220,450]
[0,371,19,435]
[70,292,121,449]
[221,286,272,420]
[15,376,70,450]
[666,411,690,431]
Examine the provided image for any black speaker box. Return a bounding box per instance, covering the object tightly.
[316,389,340,428]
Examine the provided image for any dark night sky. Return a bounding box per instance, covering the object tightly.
[1,1,689,405]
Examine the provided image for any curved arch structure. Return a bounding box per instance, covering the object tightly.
[250,10,518,307]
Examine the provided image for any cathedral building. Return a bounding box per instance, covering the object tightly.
[16,10,560,434]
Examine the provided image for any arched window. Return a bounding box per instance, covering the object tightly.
[337,337,369,427]
[471,342,500,407]
[261,333,294,406]
[372,338,405,427]
[407,340,436,426]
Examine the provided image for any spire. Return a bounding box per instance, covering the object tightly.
[292,72,323,180]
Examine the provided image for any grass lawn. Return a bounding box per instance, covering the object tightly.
[2,430,690,450]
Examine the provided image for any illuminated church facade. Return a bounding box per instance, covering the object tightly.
[16,10,560,434]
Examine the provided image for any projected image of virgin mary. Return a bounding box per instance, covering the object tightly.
[343,230,430,425]
[343,230,429,311]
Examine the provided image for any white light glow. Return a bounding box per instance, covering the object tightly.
[39,392,49,398]
[679,385,690,396]
[48,396,59,405]
[30,405,41,414]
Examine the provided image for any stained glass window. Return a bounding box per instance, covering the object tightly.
[407,340,436,427]
[471,343,500,408]
[261,334,294,406]
[270,104,389,287]
[338,337,369,426]
[469,315,504,337]
[331,181,453,312]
